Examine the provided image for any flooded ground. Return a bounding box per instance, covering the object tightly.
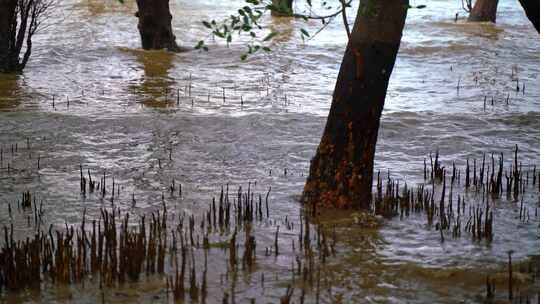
[0,0,539,302]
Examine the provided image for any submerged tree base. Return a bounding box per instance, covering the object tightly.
[468,0,499,23]
[135,0,183,52]
[270,0,294,17]
[302,131,374,210]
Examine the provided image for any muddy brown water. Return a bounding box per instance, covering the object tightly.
[0,0,539,302]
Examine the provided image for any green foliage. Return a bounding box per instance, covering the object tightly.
[263,31,278,41]
[197,0,277,60]
[194,40,208,51]
[197,0,356,60]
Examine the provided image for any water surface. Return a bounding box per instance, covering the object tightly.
[0,0,539,302]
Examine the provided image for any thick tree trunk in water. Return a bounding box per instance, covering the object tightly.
[518,0,540,33]
[0,0,17,72]
[468,0,499,23]
[271,0,293,16]
[302,0,408,209]
[135,0,182,51]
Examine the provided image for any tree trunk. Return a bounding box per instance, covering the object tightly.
[468,0,499,23]
[518,0,540,34]
[302,0,408,209]
[0,0,17,72]
[135,0,182,51]
[271,0,293,16]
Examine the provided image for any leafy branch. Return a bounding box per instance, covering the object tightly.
[197,0,355,60]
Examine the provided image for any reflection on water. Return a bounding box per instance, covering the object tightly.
[0,74,21,110]
[0,0,540,302]
[74,0,135,17]
[127,49,177,107]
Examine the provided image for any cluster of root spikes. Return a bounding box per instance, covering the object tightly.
[0,138,43,174]
[374,145,539,243]
[1,177,337,303]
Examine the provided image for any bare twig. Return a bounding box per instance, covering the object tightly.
[340,0,351,39]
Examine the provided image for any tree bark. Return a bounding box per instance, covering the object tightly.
[135,0,182,51]
[0,0,17,72]
[468,0,499,23]
[271,0,293,16]
[518,0,540,34]
[302,0,408,209]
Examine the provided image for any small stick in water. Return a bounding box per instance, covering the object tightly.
[508,250,514,300]
[222,88,226,103]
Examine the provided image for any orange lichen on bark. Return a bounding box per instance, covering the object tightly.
[352,48,365,80]
[302,120,371,210]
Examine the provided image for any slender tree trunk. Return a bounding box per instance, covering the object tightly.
[271,0,293,16]
[135,0,182,51]
[302,0,408,209]
[0,0,17,72]
[518,0,540,33]
[468,0,499,23]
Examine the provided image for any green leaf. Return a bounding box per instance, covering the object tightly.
[195,40,204,49]
[263,31,278,42]
[407,4,427,9]
[202,21,212,29]
[214,30,225,38]
[300,28,310,37]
